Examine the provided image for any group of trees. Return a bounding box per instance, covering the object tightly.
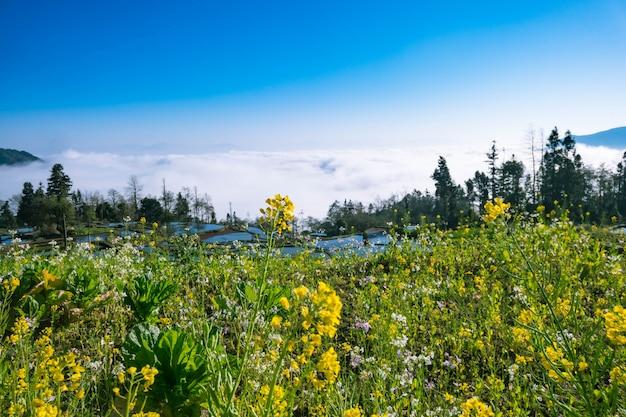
[3,127,626,235]
[0,164,75,232]
[0,166,217,232]
[315,128,626,234]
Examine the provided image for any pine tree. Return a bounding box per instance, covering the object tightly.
[499,156,525,207]
[616,152,626,218]
[432,156,465,227]
[46,164,74,232]
[139,197,163,222]
[17,182,35,226]
[32,183,49,228]
[540,128,562,211]
[47,164,72,198]
[539,128,585,218]
[472,171,490,210]
[486,140,499,199]
[174,192,190,221]
[0,201,16,228]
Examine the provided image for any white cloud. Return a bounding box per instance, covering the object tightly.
[1,143,624,219]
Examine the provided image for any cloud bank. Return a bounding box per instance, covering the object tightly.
[1,144,623,219]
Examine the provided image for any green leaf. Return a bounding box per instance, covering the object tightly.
[122,323,161,367]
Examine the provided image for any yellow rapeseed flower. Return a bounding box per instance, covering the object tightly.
[33,399,59,417]
[483,197,511,223]
[610,366,626,385]
[343,407,363,417]
[271,315,283,329]
[257,384,287,417]
[293,286,309,299]
[460,397,495,417]
[311,281,342,338]
[316,347,340,386]
[9,316,30,344]
[42,269,61,289]
[259,194,295,235]
[5,276,20,292]
[279,296,290,310]
[604,305,626,345]
[141,365,159,389]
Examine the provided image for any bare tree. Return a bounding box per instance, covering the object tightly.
[108,189,122,206]
[126,176,143,218]
[527,127,538,205]
[160,178,174,222]
[192,186,201,222]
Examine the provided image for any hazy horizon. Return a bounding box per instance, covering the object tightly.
[1,141,623,219]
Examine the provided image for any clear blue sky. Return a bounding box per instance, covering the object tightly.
[0,0,625,153]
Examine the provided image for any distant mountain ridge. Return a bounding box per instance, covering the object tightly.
[574,127,626,149]
[0,148,41,166]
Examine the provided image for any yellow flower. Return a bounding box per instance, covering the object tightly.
[542,344,573,381]
[512,327,531,345]
[33,399,59,417]
[9,316,30,344]
[279,296,290,310]
[610,366,626,385]
[257,384,287,417]
[316,347,340,386]
[459,327,471,338]
[8,403,26,417]
[311,281,342,338]
[483,197,511,223]
[9,276,20,291]
[343,407,363,417]
[42,269,61,289]
[460,397,495,417]
[301,306,312,330]
[604,305,626,345]
[259,194,295,235]
[556,298,571,317]
[141,365,159,389]
[518,309,532,325]
[271,315,283,329]
[293,286,309,299]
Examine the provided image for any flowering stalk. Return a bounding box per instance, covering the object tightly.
[223,195,294,414]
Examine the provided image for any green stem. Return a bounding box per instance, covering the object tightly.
[262,336,292,417]
[224,217,277,414]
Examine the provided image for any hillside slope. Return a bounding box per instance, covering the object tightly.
[575,127,626,148]
[0,148,41,166]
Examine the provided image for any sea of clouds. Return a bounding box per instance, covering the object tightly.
[0,144,623,219]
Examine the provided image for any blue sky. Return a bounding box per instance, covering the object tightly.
[1,0,625,153]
